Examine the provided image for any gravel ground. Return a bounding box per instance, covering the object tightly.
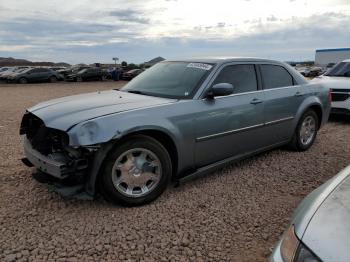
[0,81,349,262]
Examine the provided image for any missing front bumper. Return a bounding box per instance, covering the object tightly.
[23,137,72,179]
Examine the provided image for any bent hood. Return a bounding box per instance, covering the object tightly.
[301,171,350,262]
[28,90,175,131]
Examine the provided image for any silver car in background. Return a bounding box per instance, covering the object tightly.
[270,165,350,262]
[313,60,350,116]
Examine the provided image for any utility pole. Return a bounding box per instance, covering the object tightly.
[112,57,119,68]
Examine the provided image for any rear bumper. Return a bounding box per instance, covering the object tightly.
[23,137,73,179]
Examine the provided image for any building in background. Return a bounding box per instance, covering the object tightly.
[315,48,350,66]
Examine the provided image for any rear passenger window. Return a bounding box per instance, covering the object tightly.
[213,65,257,94]
[261,65,293,89]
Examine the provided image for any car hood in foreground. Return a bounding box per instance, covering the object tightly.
[28,90,176,131]
[300,167,350,262]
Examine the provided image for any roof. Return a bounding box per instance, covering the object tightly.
[316,48,350,53]
[166,57,284,64]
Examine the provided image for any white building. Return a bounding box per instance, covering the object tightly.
[315,48,350,66]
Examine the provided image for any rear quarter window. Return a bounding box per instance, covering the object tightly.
[261,64,294,89]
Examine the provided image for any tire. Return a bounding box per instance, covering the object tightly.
[289,109,319,151]
[101,75,107,81]
[76,76,83,82]
[99,135,172,206]
[49,76,57,83]
[18,77,28,84]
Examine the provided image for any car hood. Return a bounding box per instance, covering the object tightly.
[28,90,176,131]
[312,75,350,89]
[301,168,350,262]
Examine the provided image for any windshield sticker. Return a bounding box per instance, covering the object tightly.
[187,63,213,71]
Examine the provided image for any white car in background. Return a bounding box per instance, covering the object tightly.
[313,60,350,116]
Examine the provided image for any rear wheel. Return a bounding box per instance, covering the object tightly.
[290,110,319,151]
[18,77,28,84]
[49,76,57,83]
[99,135,172,206]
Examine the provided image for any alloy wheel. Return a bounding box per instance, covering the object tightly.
[111,148,162,198]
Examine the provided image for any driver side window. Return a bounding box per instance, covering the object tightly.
[213,64,258,94]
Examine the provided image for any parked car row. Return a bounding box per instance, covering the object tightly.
[295,66,326,77]
[0,66,145,84]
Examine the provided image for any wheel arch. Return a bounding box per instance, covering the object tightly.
[295,97,324,130]
[86,128,179,196]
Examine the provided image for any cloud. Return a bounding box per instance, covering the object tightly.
[109,9,150,24]
[0,0,349,63]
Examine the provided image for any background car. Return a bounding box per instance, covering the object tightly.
[65,67,109,82]
[58,66,91,78]
[0,67,28,80]
[313,59,350,116]
[7,68,63,84]
[121,69,144,80]
[270,165,350,262]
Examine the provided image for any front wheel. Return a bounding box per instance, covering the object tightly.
[49,76,57,83]
[18,77,28,84]
[290,110,319,151]
[99,135,172,206]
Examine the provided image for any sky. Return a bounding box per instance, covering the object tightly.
[0,0,349,64]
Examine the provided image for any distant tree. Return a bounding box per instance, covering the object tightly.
[121,61,128,67]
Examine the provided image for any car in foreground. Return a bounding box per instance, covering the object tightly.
[270,165,350,262]
[65,67,109,82]
[122,69,144,80]
[20,58,331,206]
[313,60,350,116]
[7,68,63,84]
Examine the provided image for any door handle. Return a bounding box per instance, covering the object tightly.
[294,91,303,97]
[250,98,263,105]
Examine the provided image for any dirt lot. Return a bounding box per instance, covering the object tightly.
[0,81,349,262]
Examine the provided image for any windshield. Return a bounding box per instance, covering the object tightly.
[77,69,88,74]
[122,62,214,99]
[325,62,350,77]
[19,68,32,73]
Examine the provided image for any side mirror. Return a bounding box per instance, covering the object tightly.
[206,83,234,99]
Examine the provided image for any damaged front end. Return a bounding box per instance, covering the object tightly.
[20,112,98,199]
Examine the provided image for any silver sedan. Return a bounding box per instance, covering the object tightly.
[270,165,350,262]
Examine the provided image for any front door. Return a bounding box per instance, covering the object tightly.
[194,64,265,167]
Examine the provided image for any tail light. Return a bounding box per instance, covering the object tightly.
[328,88,332,102]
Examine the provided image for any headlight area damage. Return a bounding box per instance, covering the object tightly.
[20,112,107,200]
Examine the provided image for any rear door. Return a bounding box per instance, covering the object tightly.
[194,64,266,167]
[27,68,43,82]
[259,64,303,145]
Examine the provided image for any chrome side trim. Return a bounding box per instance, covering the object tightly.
[196,123,264,142]
[196,116,294,142]
[265,116,294,126]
